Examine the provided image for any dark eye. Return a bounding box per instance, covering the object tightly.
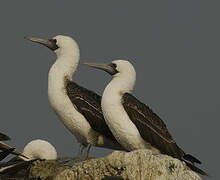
[48,39,59,51]
[112,63,117,68]
[50,39,57,44]
[48,39,57,44]
[109,63,117,69]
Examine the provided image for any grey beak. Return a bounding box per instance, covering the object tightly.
[84,62,118,76]
[25,36,59,51]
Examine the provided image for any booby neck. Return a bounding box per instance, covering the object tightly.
[103,61,136,99]
[48,39,80,82]
[44,36,98,146]
[48,38,80,108]
[101,61,144,150]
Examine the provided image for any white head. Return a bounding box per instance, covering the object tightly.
[21,139,57,161]
[111,60,136,78]
[85,60,136,93]
[52,35,79,58]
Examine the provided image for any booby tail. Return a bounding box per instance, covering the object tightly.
[0,132,10,141]
[184,160,209,176]
[0,148,15,161]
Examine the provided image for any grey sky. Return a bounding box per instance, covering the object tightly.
[0,1,219,178]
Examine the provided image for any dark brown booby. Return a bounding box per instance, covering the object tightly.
[25,35,124,158]
[85,60,208,176]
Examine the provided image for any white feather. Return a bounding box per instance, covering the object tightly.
[21,139,57,160]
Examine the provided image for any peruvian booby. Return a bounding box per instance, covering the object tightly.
[85,60,208,176]
[0,139,57,178]
[25,35,124,157]
[20,139,57,161]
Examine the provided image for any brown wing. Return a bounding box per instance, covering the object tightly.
[66,80,116,141]
[122,93,185,159]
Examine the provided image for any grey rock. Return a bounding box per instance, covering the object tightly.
[51,149,202,180]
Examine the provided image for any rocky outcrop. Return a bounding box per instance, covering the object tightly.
[29,149,202,180]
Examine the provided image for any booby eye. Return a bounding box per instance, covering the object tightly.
[108,63,119,75]
[109,63,117,70]
[48,39,59,51]
[112,63,117,68]
[50,39,57,44]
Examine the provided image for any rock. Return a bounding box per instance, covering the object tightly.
[30,149,202,180]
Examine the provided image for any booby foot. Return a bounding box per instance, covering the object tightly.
[75,144,92,162]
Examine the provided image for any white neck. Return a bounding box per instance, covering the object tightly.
[49,42,79,84]
[101,68,151,150]
[48,43,79,108]
[47,39,94,145]
[103,70,136,100]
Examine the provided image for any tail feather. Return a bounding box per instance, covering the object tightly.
[183,154,201,164]
[0,142,28,159]
[0,133,10,141]
[0,160,35,175]
[184,161,210,177]
[0,148,15,161]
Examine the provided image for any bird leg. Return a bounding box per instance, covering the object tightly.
[76,144,92,161]
[84,144,91,159]
[76,144,84,159]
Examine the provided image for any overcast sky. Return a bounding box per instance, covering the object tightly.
[0,1,219,179]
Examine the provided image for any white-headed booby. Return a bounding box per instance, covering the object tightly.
[20,139,57,161]
[0,139,57,178]
[85,60,208,176]
[25,35,124,157]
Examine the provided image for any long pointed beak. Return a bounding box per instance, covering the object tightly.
[84,62,118,75]
[25,36,58,51]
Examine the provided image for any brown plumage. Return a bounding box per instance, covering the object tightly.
[122,93,208,176]
[122,93,185,159]
[66,80,118,142]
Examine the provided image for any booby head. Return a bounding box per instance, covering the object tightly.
[21,139,57,161]
[85,60,135,77]
[25,35,79,58]
[85,60,136,92]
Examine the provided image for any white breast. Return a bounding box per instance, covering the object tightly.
[102,88,149,151]
[48,63,92,145]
